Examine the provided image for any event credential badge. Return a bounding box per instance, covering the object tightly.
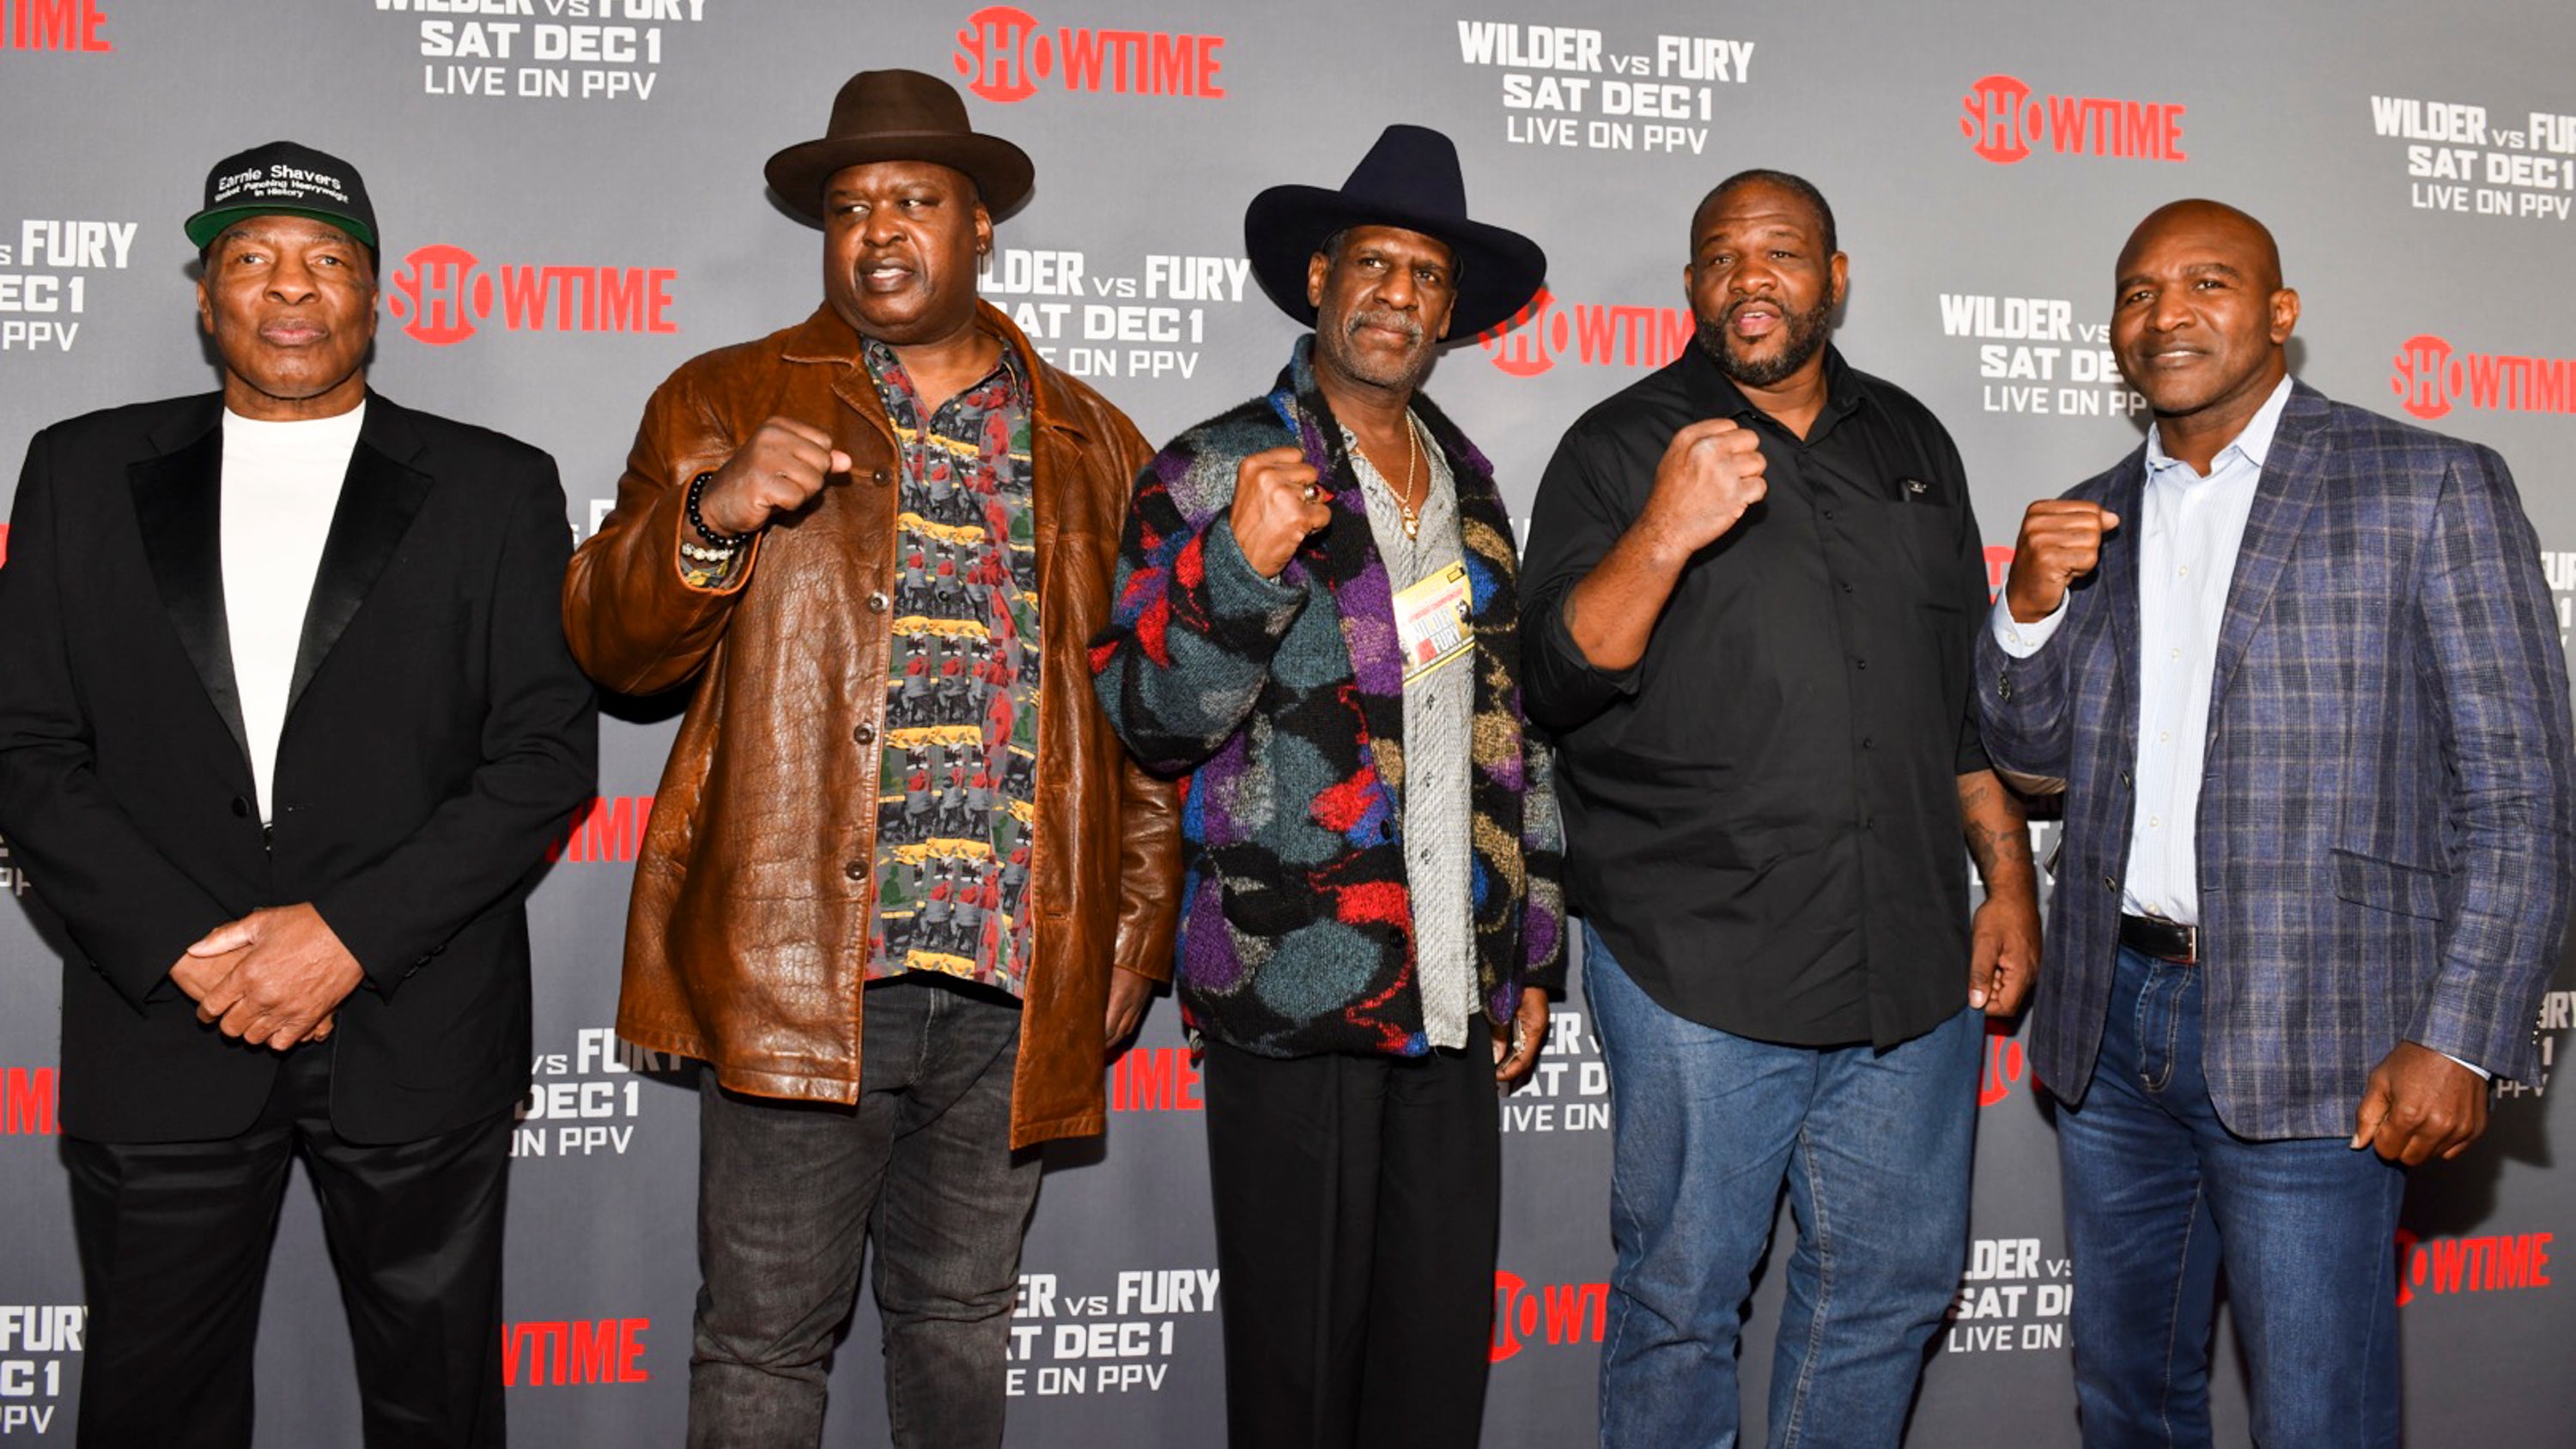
[1393,562,1474,685]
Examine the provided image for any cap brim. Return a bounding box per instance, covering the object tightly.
[185,204,377,252]
[1243,185,1547,338]
[764,133,1035,224]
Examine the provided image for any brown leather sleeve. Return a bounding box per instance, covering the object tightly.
[560,372,762,695]
[1097,403,1182,983]
[1110,756,1182,982]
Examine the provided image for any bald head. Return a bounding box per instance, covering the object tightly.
[2109,197,2300,464]
[2117,199,2282,293]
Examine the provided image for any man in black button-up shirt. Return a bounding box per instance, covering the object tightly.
[1519,169,2040,1447]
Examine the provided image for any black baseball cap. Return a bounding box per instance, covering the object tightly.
[185,141,378,251]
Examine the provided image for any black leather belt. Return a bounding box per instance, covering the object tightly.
[2119,913,2198,965]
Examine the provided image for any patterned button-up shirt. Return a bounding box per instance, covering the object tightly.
[862,339,1044,997]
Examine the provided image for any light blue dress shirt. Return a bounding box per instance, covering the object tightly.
[1990,374,2293,925]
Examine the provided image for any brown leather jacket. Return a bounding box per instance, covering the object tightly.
[562,302,1180,1148]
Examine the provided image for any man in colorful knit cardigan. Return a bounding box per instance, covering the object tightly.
[1091,124,1564,1449]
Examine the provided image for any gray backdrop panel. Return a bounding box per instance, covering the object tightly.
[3,1,2572,1443]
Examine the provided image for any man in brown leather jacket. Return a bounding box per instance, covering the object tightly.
[561,70,1178,1449]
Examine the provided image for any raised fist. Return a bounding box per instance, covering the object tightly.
[694,417,852,538]
[2002,500,2121,622]
[1640,418,1768,555]
[1229,445,1330,579]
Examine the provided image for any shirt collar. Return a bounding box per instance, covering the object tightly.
[2145,373,2293,480]
[860,333,1028,416]
[1683,340,1868,435]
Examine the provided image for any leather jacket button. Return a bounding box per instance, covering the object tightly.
[845,860,867,882]
[866,591,890,614]
[871,468,890,487]
[853,722,877,746]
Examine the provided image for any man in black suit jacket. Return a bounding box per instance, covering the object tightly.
[0,142,596,1448]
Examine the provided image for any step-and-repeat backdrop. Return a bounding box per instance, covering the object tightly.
[5,2,2573,1443]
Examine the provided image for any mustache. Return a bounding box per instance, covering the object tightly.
[1347,306,1424,342]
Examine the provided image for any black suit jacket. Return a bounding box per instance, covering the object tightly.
[0,391,598,1144]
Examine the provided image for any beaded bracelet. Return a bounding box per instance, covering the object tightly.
[686,470,759,550]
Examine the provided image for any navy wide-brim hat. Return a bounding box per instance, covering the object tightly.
[1244,124,1546,339]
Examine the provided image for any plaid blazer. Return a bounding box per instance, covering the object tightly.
[1976,382,2575,1139]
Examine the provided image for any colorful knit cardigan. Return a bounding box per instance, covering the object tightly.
[1090,340,1565,1058]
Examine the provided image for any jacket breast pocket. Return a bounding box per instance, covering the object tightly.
[2332,848,2447,920]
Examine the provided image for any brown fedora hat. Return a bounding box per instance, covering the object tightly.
[764,69,1034,222]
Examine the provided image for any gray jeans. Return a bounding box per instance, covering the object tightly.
[687,976,1040,1449]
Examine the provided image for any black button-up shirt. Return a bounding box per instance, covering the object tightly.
[1520,344,1989,1047]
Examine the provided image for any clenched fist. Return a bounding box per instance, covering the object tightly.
[2002,500,2122,623]
[695,417,852,539]
[1229,445,1330,579]
[1640,419,1767,556]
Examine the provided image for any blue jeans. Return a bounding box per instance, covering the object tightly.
[688,976,1040,1449]
[2057,946,2403,1448]
[1587,923,1979,1449]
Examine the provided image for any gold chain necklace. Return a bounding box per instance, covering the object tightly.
[1397,414,1424,540]
[1358,415,1426,541]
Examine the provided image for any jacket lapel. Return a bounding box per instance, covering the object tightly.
[128,401,251,771]
[286,395,433,717]
[2205,383,2331,727]
[1270,362,1409,761]
[2099,450,2148,748]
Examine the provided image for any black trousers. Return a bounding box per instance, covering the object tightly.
[64,1042,513,1449]
[1200,1040,1501,1449]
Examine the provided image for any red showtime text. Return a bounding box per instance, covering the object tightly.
[387,244,677,348]
[1481,288,1692,379]
[1,0,109,51]
[1960,75,2186,165]
[1111,1046,1201,1111]
[1491,1271,1608,1362]
[952,6,1225,103]
[548,796,654,864]
[501,1318,650,1385]
[2,1068,56,1136]
[2393,1228,2552,1307]
[2391,333,2576,420]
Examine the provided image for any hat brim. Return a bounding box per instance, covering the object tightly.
[1244,185,1547,339]
[764,133,1035,224]
[185,203,377,252]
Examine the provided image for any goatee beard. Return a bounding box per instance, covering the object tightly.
[1697,295,1834,388]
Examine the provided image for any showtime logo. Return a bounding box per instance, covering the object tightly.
[546,795,654,864]
[2391,333,2576,421]
[1491,1271,1607,1362]
[1959,74,2187,165]
[2393,1228,2551,1307]
[1978,1022,2026,1107]
[2,1067,56,1136]
[951,6,1226,104]
[386,244,677,347]
[1111,1046,1202,1111]
[1479,288,1692,379]
[501,1317,649,1386]
[0,0,110,51]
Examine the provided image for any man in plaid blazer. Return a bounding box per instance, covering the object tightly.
[1979,199,2575,1446]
